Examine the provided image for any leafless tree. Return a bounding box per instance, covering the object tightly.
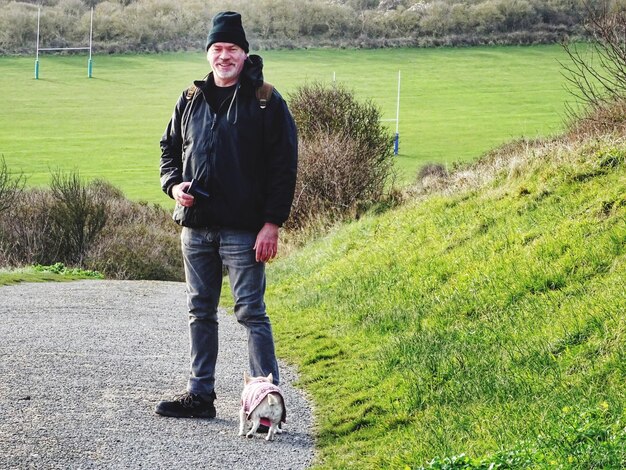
[561,1,626,113]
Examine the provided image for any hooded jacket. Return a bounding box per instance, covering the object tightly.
[159,55,298,231]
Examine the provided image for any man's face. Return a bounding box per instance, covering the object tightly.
[207,42,247,87]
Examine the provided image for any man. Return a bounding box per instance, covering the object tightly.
[156,11,298,419]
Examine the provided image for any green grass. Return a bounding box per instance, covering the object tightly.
[262,135,626,468]
[0,45,574,205]
[0,263,103,286]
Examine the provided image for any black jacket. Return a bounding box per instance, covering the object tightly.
[159,55,298,231]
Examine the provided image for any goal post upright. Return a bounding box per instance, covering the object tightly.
[88,7,94,78]
[35,7,41,79]
[381,70,402,155]
[394,70,401,156]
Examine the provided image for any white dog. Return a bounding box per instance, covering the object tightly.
[238,372,286,441]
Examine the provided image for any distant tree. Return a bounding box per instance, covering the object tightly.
[449,3,474,34]
[531,0,583,26]
[496,0,538,32]
[472,0,506,34]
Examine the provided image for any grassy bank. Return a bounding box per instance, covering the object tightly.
[264,132,626,467]
[0,45,573,204]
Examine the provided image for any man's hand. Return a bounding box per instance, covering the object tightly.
[254,223,279,263]
[172,182,195,207]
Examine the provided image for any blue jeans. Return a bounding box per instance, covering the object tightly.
[181,227,279,396]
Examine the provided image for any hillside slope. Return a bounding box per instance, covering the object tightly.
[267,133,626,468]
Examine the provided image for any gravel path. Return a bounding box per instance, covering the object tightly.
[0,280,315,469]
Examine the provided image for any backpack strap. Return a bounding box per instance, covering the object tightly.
[185,75,208,101]
[256,81,274,109]
[185,84,198,101]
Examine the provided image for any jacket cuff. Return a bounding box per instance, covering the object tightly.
[264,217,284,228]
[166,183,178,199]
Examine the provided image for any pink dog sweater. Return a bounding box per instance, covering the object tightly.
[241,379,286,424]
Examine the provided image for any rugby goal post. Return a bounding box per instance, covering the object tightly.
[35,7,94,79]
[380,70,401,156]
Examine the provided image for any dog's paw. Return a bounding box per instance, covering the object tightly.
[245,431,255,438]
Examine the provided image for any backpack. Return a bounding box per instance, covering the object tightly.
[185,81,274,109]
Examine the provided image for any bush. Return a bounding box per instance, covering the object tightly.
[49,170,108,265]
[287,82,395,231]
[85,197,183,281]
[415,162,449,192]
[0,0,585,53]
[0,171,183,281]
[0,156,24,215]
[568,96,626,138]
[0,188,60,266]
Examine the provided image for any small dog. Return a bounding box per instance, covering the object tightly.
[238,372,286,441]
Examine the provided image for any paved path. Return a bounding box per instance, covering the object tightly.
[0,280,314,469]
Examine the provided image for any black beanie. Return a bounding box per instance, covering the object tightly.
[206,11,249,53]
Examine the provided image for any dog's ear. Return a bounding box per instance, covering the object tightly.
[267,372,273,383]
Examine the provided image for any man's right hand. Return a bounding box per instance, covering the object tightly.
[172,182,195,207]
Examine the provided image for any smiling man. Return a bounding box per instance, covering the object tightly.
[157,11,298,420]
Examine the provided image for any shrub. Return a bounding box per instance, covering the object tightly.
[415,162,449,192]
[85,196,183,281]
[0,156,24,215]
[289,131,364,226]
[417,162,448,181]
[0,0,586,53]
[0,169,183,281]
[568,96,626,138]
[0,188,60,266]
[49,170,108,265]
[287,82,395,231]
[0,171,108,267]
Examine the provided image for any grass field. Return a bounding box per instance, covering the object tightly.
[0,45,575,205]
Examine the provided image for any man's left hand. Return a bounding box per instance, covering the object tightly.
[254,223,279,263]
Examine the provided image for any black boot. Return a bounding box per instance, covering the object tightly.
[155,391,216,418]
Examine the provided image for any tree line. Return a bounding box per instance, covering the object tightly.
[0,0,596,54]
